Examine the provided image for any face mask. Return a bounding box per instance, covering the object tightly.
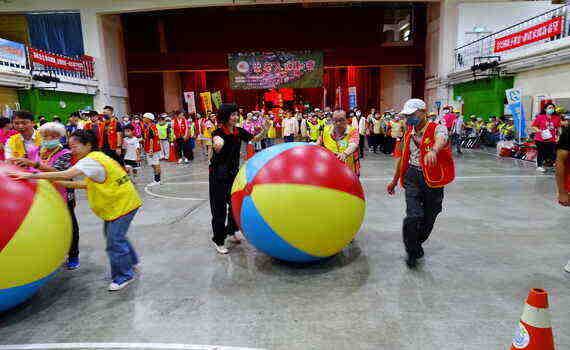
[546,108,555,115]
[356,112,361,117]
[42,140,61,149]
[406,116,420,126]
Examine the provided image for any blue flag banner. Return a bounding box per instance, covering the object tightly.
[505,88,527,138]
[348,87,357,110]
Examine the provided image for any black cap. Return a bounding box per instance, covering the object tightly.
[218,103,237,123]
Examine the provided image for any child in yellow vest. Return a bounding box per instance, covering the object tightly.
[10,129,142,292]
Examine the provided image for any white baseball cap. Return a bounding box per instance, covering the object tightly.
[315,108,321,112]
[143,112,155,121]
[400,99,427,115]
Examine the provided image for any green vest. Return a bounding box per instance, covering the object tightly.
[157,124,169,140]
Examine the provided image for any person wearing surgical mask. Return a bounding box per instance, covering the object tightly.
[532,102,562,173]
[386,99,454,269]
[10,122,81,270]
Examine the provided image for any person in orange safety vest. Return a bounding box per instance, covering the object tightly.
[386,99,455,269]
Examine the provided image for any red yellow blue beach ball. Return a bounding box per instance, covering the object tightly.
[231,142,366,262]
[0,163,71,312]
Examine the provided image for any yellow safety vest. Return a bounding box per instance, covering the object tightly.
[322,125,358,173]
[268,121,276,139]
[156,123,169,140]
[83,151,142,221]
[7,131,42,158]
[307,121,321,141]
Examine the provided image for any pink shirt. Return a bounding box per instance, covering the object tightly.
[443,113,457,130]
[532,114,561,142]
[0,129,17,161]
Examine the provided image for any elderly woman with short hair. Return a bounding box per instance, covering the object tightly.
[10,122,81,270]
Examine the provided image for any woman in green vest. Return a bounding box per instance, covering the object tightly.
[10,130,142,292]
[156,116,172,160]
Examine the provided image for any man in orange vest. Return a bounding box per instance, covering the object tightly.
[102,106,124,166]
[386,99,455,269]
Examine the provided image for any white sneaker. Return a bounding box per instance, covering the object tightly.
[148,180,161,186]
[564,260,570,273]
[108,278,134,291]
[214,243,229,254]
[177,159,183,164]
[537,167,546,173]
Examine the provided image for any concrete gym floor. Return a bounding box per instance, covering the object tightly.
[0,147,569,350]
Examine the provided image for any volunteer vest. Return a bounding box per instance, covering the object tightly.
[143,124,161,153]
[268,121,276,139]
[308,121,321,141]
[84,151,142,221]
[7,132,42,159]
[156,123,169,140]
[322,125,359,174]
[84,122,105,149]
[399,122,455,188]
[173,118,187,138]
[105,119,119,150]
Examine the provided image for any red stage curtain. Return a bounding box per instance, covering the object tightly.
[177,68,383,114]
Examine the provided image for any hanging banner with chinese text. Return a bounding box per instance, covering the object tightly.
[494,17,563,53]
[228,51,323,90]
[200,92,213,113]
[211,91,222,109]
[184,91,196,113]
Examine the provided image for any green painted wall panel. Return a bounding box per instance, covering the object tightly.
[17,89,93,123]
[453,77,514,121]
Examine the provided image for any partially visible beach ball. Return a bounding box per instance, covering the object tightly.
[231,142,366,262]
[0,163,71,312]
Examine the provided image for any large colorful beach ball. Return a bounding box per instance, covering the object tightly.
[231,142,366,262]
[0,163,71,312]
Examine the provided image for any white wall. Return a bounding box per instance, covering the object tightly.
[456,2,560,46]
[514,62,570,117]
[380,68,412,112]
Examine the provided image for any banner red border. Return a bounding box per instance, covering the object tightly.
[494,17,564,53]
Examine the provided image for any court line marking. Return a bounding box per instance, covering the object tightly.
[0,343,265,350]
[144,182,205,201]
[360,175,552,181]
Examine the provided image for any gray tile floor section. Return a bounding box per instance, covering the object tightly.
[0,148,569,350]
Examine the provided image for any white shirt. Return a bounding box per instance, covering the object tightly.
[122,137,140,161]
[75,157,107,183]
[358,117,367,136]
[283,118,299,136]
[452,116,464,134]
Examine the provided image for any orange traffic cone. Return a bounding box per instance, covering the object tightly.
[245,142,255,160]
[510,288,555,350]
[168,143,178,163]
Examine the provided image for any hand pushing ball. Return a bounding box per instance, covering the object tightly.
[231,142,365,262]
[0,163,71,312]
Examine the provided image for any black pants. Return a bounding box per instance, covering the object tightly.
[176,137,194,161]
[372,134,384,153]
[284,135,295,142]
[383,137,395,155]
[403,167,444,258]
[67,199,80,258]
[103,148,124,166]
[359,135,365,158]
[535,141,556,167]
[209,173,239,246]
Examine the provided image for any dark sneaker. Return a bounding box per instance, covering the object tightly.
[66,257,80,270]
